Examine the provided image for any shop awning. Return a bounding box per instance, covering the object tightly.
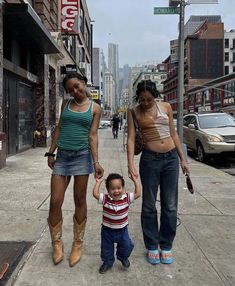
[4,3,60,54]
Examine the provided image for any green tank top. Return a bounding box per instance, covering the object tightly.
[57,99,94,151]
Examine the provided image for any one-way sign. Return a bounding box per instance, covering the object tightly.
[154,7,180,14]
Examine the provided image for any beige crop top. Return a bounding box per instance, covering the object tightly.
[136,102,171,142]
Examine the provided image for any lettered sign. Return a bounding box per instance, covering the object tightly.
[61,0,79,34]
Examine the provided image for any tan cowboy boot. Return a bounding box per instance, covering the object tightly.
[69,216,87,267]
[48,218,64,265]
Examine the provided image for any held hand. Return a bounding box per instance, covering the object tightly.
[95,177,104,183]
[128,165,138,179]
[181,160,190,175]
[128,172,139,183]
[48,157,55,169]
[94,163,104,179]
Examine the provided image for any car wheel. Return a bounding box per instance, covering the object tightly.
[197,143,206,163]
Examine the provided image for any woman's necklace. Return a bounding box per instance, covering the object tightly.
[73,98,89,107]
[145,105,155,112]
[144,105,156,119]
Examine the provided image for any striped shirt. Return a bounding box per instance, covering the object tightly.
[57,99,94,151]
[98,193,134,229]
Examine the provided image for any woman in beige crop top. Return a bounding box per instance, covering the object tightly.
[127,80,189,265]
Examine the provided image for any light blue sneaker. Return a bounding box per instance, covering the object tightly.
[160,250,173,264]
[147,250,160,265]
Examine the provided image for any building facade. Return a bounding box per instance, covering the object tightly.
[163,17,224,116]
[224,30,235,75]
[104,72,115,114]
[92,47,105,105]
[0,0,93,169]
[187,73,235,115]
[0,0,60,169]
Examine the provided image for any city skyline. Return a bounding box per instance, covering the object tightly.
[87,0,234,67]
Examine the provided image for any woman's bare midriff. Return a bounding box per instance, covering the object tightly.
[144,137,175,153]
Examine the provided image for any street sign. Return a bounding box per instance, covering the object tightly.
[154,7,180,15]
[169,0,181,6]
[187,0,218,3]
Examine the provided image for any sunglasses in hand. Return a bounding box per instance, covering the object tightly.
[185,174,194,194]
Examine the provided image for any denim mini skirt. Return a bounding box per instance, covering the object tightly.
[52,148,94,176]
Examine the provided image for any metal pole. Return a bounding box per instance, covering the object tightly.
[90,23,93,85]
[176,0,185,142]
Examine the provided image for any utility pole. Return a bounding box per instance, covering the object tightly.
[176,0,185,142]
[156,0,218,141]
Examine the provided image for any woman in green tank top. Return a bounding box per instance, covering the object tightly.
[45,73,104,267]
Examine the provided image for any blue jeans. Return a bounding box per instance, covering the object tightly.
[101,226,134,266]
[139,148,179,251]
[112,127,119,138]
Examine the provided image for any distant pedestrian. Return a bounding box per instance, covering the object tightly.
[127,80,190,265]
[111,114,120,139]
[45,72,104,267]
[120,116,123,130]
[93,173,141,274]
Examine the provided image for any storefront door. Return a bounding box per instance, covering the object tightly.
[3,73,35,155]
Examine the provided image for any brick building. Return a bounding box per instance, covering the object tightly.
[0,0,93,168]
[163,16,224,115]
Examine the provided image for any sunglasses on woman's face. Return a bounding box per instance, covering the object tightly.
[185,174,194,194]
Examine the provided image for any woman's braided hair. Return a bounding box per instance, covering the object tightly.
[136,80,160,102]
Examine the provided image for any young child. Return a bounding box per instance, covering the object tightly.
[93,173,141,274]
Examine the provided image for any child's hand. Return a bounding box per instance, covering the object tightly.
[129,173,138,182]
[96,177,104,184]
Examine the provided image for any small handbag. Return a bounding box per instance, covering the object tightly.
[131,109,144,155]
[185,174,194,194]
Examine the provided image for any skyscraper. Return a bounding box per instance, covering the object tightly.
[108,43,119,109]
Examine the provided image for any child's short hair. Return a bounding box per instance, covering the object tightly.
[105,173,125,189]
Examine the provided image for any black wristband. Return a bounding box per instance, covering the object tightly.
[44,152,55,157]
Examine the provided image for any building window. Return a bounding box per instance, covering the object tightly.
[225,52,229,62]
[233,66,235,73]
[233,39,235,49]
[224,66,229,75]
[224,38,229,49]
[79,7,84,34]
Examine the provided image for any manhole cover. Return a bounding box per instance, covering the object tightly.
[0,241,32,286]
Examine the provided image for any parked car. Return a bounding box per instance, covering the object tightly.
[99,119,111,129]
[183,112,235,162]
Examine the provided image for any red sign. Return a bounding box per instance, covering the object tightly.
[61,0,79,34]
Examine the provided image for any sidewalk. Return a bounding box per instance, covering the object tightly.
[0,128,235,286]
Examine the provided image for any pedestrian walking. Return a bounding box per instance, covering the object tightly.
[45,72,104,267]
[127,80,189,265]
[111,113,120,139]
[93,173,141,274]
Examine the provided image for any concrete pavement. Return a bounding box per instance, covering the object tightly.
[0,128,235,286]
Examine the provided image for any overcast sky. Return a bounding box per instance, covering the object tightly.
[86,0,234,67]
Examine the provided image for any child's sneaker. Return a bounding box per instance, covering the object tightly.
[160,250,173,264]
[146,250,160,265]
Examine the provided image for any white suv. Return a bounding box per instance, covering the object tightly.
[183,112,235,162]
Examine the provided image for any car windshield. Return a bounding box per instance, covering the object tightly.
[198,114,235,129]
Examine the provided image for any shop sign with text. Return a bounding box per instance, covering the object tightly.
[61,0,79,34]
